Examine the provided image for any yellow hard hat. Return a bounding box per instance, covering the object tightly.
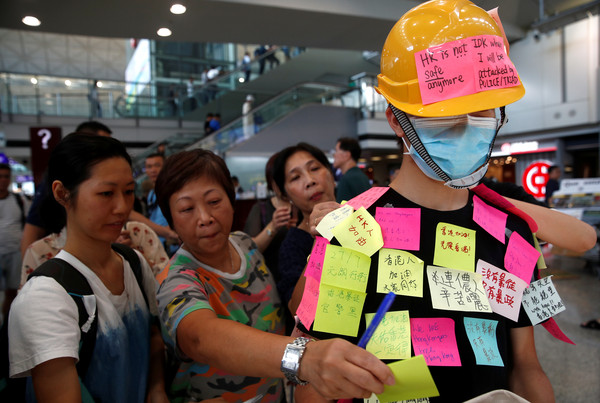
[375,0,525,117]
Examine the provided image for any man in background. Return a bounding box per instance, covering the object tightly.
[332,137,371,202]
[0,163,25,319]
[545,165,561,205]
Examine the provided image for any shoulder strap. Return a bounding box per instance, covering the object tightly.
[110,243,149,308]
[472,183,538,233]
[28,259,98,379]
[12,193,25,228]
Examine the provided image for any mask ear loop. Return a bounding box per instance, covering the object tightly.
[389,104,452,182]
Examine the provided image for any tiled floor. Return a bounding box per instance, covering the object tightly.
[534,255,600,402]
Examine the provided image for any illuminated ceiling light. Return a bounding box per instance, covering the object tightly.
[65,80,72,86]
[371,156,382,161]
[170,4,187,15]
[30,77,38,85]
[238,77,245,83]
[157,27,172,37]
[22,16,41,27]
[96,81,103,88]
[387,154,400,159]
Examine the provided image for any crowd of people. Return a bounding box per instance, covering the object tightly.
[2,1,600,402]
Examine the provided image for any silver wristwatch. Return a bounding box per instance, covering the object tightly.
[280,337,313,385]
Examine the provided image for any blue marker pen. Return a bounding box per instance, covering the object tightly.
[357,291,396,348]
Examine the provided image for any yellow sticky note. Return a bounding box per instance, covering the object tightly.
[316,204,354,241]
[322,244,371,292]
[314,283,366,337]
[331,206,384,257]
[377,249,424,297]
[376,356,439,402]
[426,265,492,313]
[365,310,411,360]
[433,223,476,272]
[533,234,547,269]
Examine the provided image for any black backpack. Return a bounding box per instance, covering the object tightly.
[0,243,147,402]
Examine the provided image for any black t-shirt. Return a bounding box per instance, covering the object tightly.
[302,188,535,402]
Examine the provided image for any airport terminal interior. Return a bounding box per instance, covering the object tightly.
[1,1,600,402]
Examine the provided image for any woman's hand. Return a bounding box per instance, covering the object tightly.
[271,205,293,232]
[298,338,395,400]
[309,201,341,236]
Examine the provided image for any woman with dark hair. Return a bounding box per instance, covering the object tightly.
[272,142,336,306]
[9,133,167,402]
[154,149,393,402]
[243,152,296,283]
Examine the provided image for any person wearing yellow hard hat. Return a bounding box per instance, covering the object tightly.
[291,1,556,402]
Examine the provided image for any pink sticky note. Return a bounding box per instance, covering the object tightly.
[504,232,540,285]
[410,318,461,366]
[541,318,575,345]
[296,276,320,329]
[473,184,514,211]
[473,195,508,244]
[476,259,527,322]
[414,35,520,105]
[346,187,389,210]
[305,236,329,282]
[375,207,421,251]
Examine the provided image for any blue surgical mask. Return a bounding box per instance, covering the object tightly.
[404,114,498,188]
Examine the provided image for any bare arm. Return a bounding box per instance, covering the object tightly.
[31,357,80,403]
[177,309,394,400]
[506,197,597,252]
[146,323,169,403]
[508,327,555,402]
[20,223,46,258]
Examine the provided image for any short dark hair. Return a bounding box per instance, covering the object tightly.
[548,165,560,174]
[265,152,279,192]
[337,137,362,162]
[155,149,235,228]
[145,152,165,162]
[41,133,131,233]
[273,142,331,198]
[0,163,11,172]
[75,121,112,135]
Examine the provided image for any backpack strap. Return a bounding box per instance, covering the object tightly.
[28,259,98,380]
[12,193,25,228]
[110,243,149,308]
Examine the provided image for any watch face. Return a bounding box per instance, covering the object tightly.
[282,345,302,371]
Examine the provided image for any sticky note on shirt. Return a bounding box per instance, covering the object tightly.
[410,318,461,367]
[473,195,508,244]
[305,236,329,282]
[316,204,354,241]
[426,265,492,313]
[377,249,424,297]
[476,259,527,322]
[504,231,540,285]
[433,223,476,272]
[365,310,411,360]
[376,355,439,403]
[313,283,366,337]
[322,244,370,293]
[296,275,320,329]
[522,276,566,326]
[346,186,389,210]
[376,207,421,250]
[464,317,504,367]
[332,207,384,257]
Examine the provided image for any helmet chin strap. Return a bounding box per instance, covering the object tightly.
[389,104,504,189]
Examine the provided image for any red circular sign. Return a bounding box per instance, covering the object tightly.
[522,161,551,198]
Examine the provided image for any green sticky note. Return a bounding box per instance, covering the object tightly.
[377,249,424,297]
[433,223,476,272]
[322,244,371,292]
[365,310,411,360]
[331,207,384,257]
[533,234,547,269]
[376,356,439,403]
[313,283,366,337]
